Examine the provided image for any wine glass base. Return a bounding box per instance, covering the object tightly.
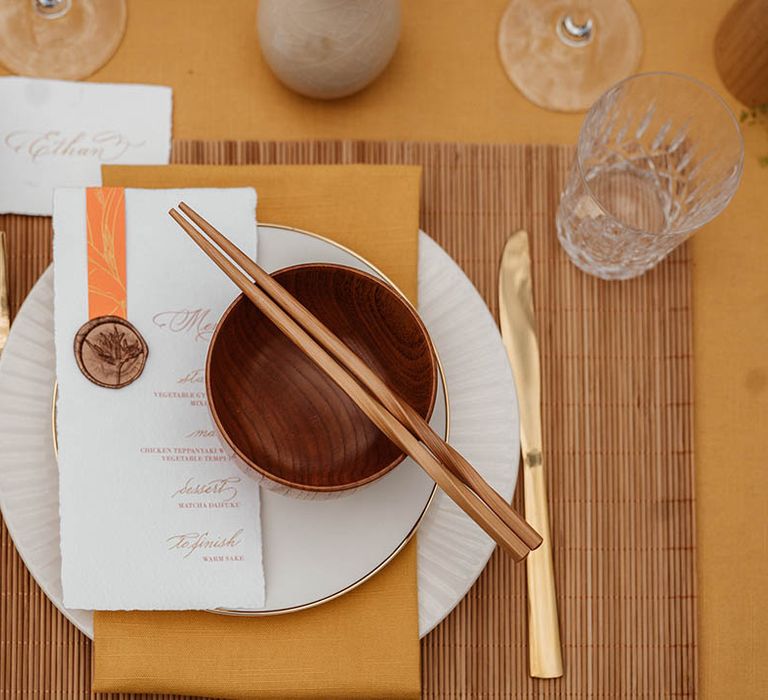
[0,0,127,81]
[498,0,643,112]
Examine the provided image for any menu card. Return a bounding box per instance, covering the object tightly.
[0,77,172,215]
[53,187,265,610]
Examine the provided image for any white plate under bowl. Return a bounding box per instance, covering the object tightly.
[225,225,445,614]
[0,227,520,638]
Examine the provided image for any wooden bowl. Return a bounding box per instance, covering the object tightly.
[207,263,438,495]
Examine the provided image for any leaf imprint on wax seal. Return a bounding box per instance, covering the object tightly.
[74,315,148,389]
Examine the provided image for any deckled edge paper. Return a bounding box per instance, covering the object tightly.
[53,187,265,610]
[0,77,172,215]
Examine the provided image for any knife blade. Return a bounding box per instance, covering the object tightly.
[499,230,563,678]
[0,232,9,355]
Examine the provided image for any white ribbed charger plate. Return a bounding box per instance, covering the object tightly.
[0,231,519,638]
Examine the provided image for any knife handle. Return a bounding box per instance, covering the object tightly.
[524,451,563,678]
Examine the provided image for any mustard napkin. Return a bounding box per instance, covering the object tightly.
[93,164,423,699]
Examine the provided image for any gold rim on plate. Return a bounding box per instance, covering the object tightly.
[52,223,449,617]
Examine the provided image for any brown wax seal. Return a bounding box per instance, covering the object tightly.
[74,316,148,389]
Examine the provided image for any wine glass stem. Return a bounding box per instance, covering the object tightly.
[558,14,594,47]
[33,0,71,19]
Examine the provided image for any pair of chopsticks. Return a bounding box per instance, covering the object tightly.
[169,203,542,560]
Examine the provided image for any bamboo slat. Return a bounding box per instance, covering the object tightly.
[0,141,696,698]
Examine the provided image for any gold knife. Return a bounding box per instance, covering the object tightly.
[0,232,9,354]
[499,230,563,678]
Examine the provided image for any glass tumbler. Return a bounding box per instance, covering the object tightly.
[556,72,744,280]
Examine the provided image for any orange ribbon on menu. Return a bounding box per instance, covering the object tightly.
[85,187,127,320]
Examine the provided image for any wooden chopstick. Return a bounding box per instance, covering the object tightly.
[169,206,541,560]
[178,202,543,553]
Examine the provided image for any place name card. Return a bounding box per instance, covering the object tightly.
[0,77,172,215]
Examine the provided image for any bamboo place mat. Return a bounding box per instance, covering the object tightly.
[0,141,696,698]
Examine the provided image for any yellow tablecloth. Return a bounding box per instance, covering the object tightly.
[3,1,765,696]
